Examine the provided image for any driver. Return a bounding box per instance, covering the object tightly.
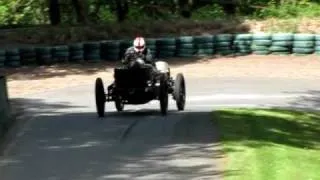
[122,36,154,65]
[107,37,156,92]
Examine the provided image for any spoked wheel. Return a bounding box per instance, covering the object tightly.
[159,74,168,115]
[95,77,106,117]
[115,96,124,112]
[174,73,186,111]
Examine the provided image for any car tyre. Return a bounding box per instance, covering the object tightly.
[115,96,124,112]
[95,77,106,117]
[174,73,186,111]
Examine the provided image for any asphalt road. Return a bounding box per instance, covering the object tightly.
[1,76,320,180]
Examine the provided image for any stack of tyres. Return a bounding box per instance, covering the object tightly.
[215,34,234,55]
[270,33,293,55]
[19,47,37,65]
[52,45,69,63]
[292,34,315,55]
[145,38,157,58]
[5,49,20,67]
[84,42,101,62]
[0,50,5,68]
[35,47,52,65]
[193,35,215,56]
[100,40,121,61]
[156,38,176,59]
[233,34,252,56]
[314,34,320,55]
[176,36,195,57]
[251,33,272,55]
[119,39,132,60]
[69,43,84,62]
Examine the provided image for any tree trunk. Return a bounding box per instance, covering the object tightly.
[48,0,61,25]
[115,0,129,22]
[221,4,236,15]
[72,0,89,24]
[174,0,193,18]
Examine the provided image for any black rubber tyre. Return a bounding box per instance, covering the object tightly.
[115,96,124,112]
[174,73,186,111]
[159,74,168,115]
[95,78,106,117]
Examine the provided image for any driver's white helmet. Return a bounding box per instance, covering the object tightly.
[133,37,146,53]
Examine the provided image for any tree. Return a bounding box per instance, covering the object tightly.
[173,0,194,18]
[48,0,61,25]
[115,0,129,22]
[72,0,89,24]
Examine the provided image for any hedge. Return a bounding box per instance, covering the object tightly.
[0,33,319,67]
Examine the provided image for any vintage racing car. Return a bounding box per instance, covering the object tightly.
[94,57,186,117]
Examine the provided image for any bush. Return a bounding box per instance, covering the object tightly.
[255,1,320,19]
[191,4,226,20]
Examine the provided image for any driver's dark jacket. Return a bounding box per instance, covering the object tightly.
[123,46,153,64]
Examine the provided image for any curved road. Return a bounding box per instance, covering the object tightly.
[1,76,320,180]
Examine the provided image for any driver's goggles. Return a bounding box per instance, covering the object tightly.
[135,45,145,50]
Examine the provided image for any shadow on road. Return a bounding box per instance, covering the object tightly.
[284,90,320,111]
[0,98,237,180]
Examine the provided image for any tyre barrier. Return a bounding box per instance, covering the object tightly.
[293,34,315,55]
[101,40,121,61]
[0,76,10,137]
[251,33,272,55]
[84,42,101,62]
[35,47,52,65]
[5,49,21,67]
[0,33,319,68]
[176,36,195,57]
[0,50,5,68]
[270,33,293,55]
[215,34,234,55]
[68,43,84,62]
[194,35,215,56]
[233,34,252,56]
[145,38,157,58]
[52,45,69,63]
[19,47,37,65]
[315,35,320,55]
[156,37,176,59]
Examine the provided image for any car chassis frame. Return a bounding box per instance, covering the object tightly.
[95,60,186,117]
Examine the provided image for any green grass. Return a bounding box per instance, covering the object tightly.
[211,108,320,180]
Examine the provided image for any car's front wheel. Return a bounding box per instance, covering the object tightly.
[95,77,106,117]
[174,73,186,111]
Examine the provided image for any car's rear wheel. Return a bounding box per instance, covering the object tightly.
[159,74,168,115]
[95,77,106,117]
[174,73,186,111]
[115,96,124,112]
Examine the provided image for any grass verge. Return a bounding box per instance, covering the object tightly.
[211,108,320,180]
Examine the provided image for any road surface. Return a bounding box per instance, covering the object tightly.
[1,76,320,180]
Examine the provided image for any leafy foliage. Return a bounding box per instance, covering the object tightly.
[255,1,320,19]
[0,0,319,26]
